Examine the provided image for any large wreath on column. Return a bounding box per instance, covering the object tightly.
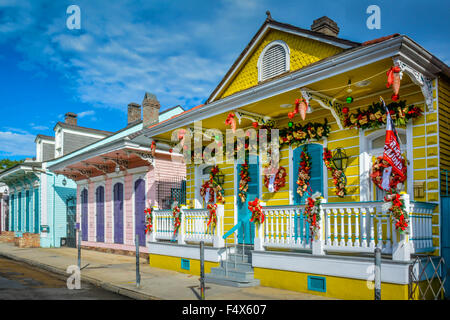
[263,166,287,193]
[304,192,323,239]
[296,147,311,198]
[370,156,407,192]
[172,205,182,235]
[206,203,217,234]
[199,165,225,204]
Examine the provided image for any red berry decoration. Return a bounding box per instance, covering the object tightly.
[342,107,349,114]
[252,122,258,128]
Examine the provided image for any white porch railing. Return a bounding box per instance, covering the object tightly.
[257,194,438,261]
[149,205,225,248]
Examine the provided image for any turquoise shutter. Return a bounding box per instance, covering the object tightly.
[10,195,15,231]
[293,144,324,204]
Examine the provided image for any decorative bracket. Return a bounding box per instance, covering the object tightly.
[102,156,129,170]
[70,168,93,179]
[393,58,434,112]
[125,150,154,165]
[234,109,273,126]
[301,88,344,129]
[83,161,111,174]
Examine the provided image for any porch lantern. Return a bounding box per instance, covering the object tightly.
[62,177,67,186]
[216,171,225,185]
[331,148,349,171]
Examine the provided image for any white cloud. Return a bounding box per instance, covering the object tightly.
[77,110,95,118]
[0,130,35,157]
[31,125,49,131]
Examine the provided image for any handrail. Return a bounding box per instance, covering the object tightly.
[223,221,242,239]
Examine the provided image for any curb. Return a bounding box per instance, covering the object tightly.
[0,250,160,300]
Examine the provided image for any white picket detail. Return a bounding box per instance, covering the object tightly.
[409,202,435,253]
[184,209,214,243]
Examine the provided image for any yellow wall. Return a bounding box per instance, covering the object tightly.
[439,76,450,194]
[218,29,343,99]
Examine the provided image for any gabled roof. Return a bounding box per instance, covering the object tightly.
[53,121,114,136]
[34,134,55,143]
[207,15,361,103]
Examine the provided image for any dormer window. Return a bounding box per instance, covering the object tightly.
[257,40,290,82]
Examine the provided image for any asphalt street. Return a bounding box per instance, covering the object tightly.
[0,257,130,300]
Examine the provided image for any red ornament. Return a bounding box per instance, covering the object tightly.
[342,107,349,114]
[169,148,173,153]
[252,122,258,128]
[225,112,237,133]
[288,111,295,119]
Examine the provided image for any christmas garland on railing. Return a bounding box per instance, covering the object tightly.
[248,198,264,225]
[304,192,323,239]
[172,205,182,235]
[279,118,330,148]
[238,162,250,203]
[342,100,422,130]
[323,148,347,198]
[296,148,311,198]
[384,192,409,234]
[199,165,225,204]
[206,203,218,234]
[144,207,153,234]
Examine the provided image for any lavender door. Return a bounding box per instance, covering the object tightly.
[96,186,105,242]
[113,183,124,244]
[81,189,88,241]
[134,179,146,246]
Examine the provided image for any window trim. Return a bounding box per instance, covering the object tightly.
[257,40,290,82]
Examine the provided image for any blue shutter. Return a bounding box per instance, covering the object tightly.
[293,144,323,204]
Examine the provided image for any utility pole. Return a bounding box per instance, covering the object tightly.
[200,241,205,300]
[136,234,141,288]
[374,247,381,300]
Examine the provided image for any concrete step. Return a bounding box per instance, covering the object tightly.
[209,266,255,282]
[220,260,253,272]
[226,253,252,263]
[205,275,260,287]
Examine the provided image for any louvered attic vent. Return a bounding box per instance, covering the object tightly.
[259,43,289,82]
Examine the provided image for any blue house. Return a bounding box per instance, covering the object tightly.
[0,113,112,247]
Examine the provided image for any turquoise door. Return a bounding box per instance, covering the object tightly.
[10,194,14,231]
[293,144,324,204]
[25,190,30,232]
[293,144,324,244]
[34,189,39,234]
[236,155,259,244]
[18,192,22,231]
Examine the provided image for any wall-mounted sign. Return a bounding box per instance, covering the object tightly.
[40,225,50,233]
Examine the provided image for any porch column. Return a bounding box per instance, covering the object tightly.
[392,194,411,261]
[177,208,186,245]
[213,204,225,248]
[312,199,326,255]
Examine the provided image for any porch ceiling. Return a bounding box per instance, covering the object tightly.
[54,147,152,181]
[152,57,423,142]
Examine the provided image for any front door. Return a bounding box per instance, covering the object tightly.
[134,179,146,246]
[66,198,77,248]
[96,186,105,242]
[81,189,88,241]
[236,155,259,244]
[113,183,124,244]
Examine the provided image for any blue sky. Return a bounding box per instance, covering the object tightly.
[0,0,449,160]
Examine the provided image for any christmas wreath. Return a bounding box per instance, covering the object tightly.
[384,193,409,233]
[199,165,225,204]
[296,148,311,198]
[238,162,251,203]
[304,192,323,239]
[371,156,407,192]
[172,205,182,235]
[144,207,153,234]
[323,148,347,198]
[263,166,287,193]
[206,203,217,234]
[342,100,422,130]
[248,198,264,225]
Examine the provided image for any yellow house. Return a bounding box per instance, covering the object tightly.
[139,14,449,300]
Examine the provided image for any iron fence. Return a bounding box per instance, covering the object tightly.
[156,177,186,209]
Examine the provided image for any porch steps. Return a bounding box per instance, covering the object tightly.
[205,246,260,287]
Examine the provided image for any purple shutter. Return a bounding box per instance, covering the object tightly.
[81,189,88,241]
[114,183,124,244]
[96,186,105,242]
[134,179,146,246]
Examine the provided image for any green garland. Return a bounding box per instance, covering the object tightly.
[279,118,330,148]
[342,100,422,130]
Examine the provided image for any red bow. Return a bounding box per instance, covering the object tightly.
[386,66,401,88]
[225,113,236,132]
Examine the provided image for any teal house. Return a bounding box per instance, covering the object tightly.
[0,113,112,247]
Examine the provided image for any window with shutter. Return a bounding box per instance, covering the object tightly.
[258,40,290,82]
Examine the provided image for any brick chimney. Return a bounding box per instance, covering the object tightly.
[311,16,339,37]
[142,92,160,126]
[65,112,78,126]
[127,102,141,124]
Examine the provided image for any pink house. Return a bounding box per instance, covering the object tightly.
[48,93,186,254]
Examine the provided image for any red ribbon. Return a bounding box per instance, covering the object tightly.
[386,66,401,88]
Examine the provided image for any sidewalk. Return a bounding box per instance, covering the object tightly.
[0,243,333,300]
